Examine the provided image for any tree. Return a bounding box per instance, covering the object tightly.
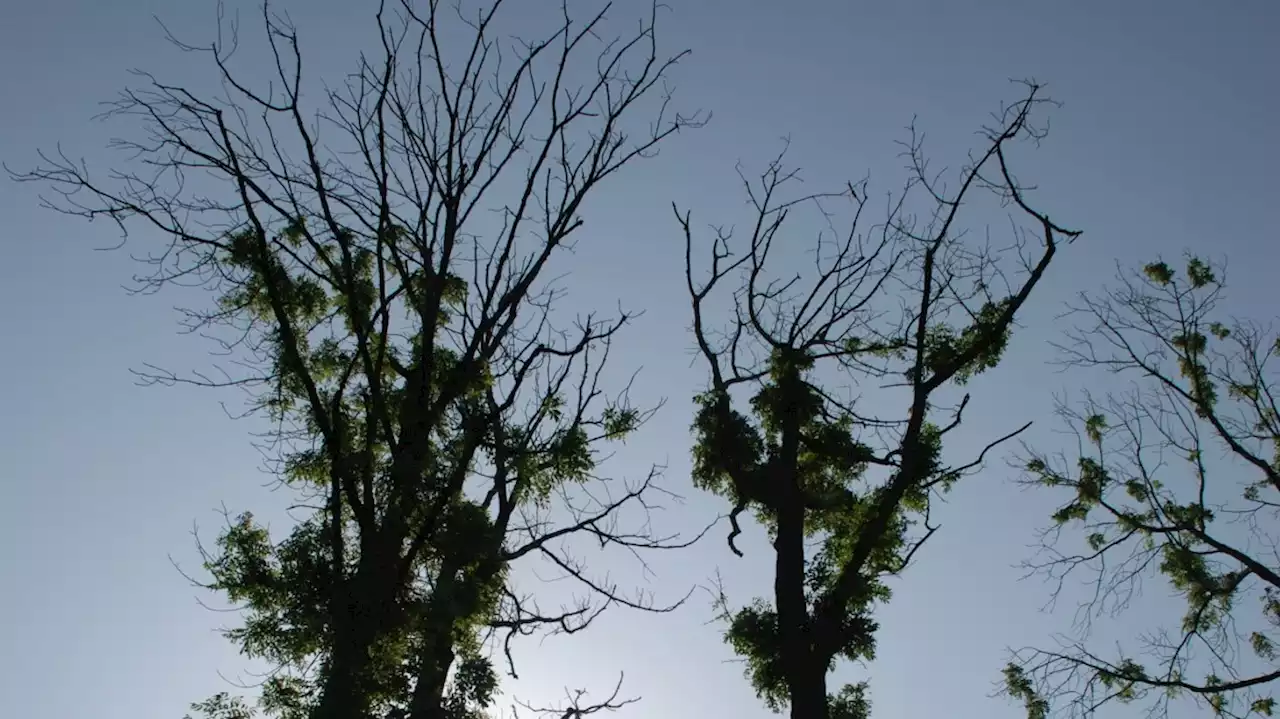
[679,83,1080,719]
[1005,257,1280,719]
[11,1,703,718]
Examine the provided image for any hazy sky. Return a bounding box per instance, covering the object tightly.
[2,1,1277,719]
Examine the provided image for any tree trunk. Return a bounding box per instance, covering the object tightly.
[313,545,402,719]
[314,613,377,719]
[407,557,466,719]
[775,495,827,719]
[408,641,456,719]
[789,670,829,719]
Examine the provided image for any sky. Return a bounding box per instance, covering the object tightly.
[1,1,1278,718]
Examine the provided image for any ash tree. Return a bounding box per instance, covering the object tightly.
[11,1,703,718]
[678,83,1080,719]
[1005,257,1280,719]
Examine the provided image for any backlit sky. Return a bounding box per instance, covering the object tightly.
[2,1,1277,718]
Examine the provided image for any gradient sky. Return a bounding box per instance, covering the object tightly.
[2,1,1278,718]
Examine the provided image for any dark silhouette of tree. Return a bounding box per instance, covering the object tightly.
[11,2,703,718]
[1005,257,1280,719]
[679,83,1080,719]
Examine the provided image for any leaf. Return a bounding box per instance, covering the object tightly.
[1186,257,1216,288]
[1143,261,1174,285]
[1084,414,1107,445]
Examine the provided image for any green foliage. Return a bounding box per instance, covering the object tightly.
[1084,414,1107,445]
[725,600,787,711]
[828,682,872,719]
[1003,664,1050,719]
[1143,257,1217,290]
[1253,633,1277,661]
[602,405,641,438]
[261,676,313,719]
[438,652,500,719]
[186,694,256,719]
[1143,261,1174,285]
[921,298,1016,384]
[690,388,765,502]
[210,514,331,669]
[1095,659,1146,704]
[1187,257,1216,288]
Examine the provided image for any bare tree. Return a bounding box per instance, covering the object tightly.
[11,2,704,718]
[679,82,1080,719]
[1005,257,1280,719]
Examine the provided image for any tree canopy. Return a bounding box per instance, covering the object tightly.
[14,1,703,718]
[681,83,1079,719]
[1006,257,1280,719]
[20,3,1268,719]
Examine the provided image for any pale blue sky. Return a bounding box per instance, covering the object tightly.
[2,1,1277,719]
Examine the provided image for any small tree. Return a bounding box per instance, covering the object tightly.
[679,83,1079,719]
[1006,257,1280,719]
[12,2,702,719]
